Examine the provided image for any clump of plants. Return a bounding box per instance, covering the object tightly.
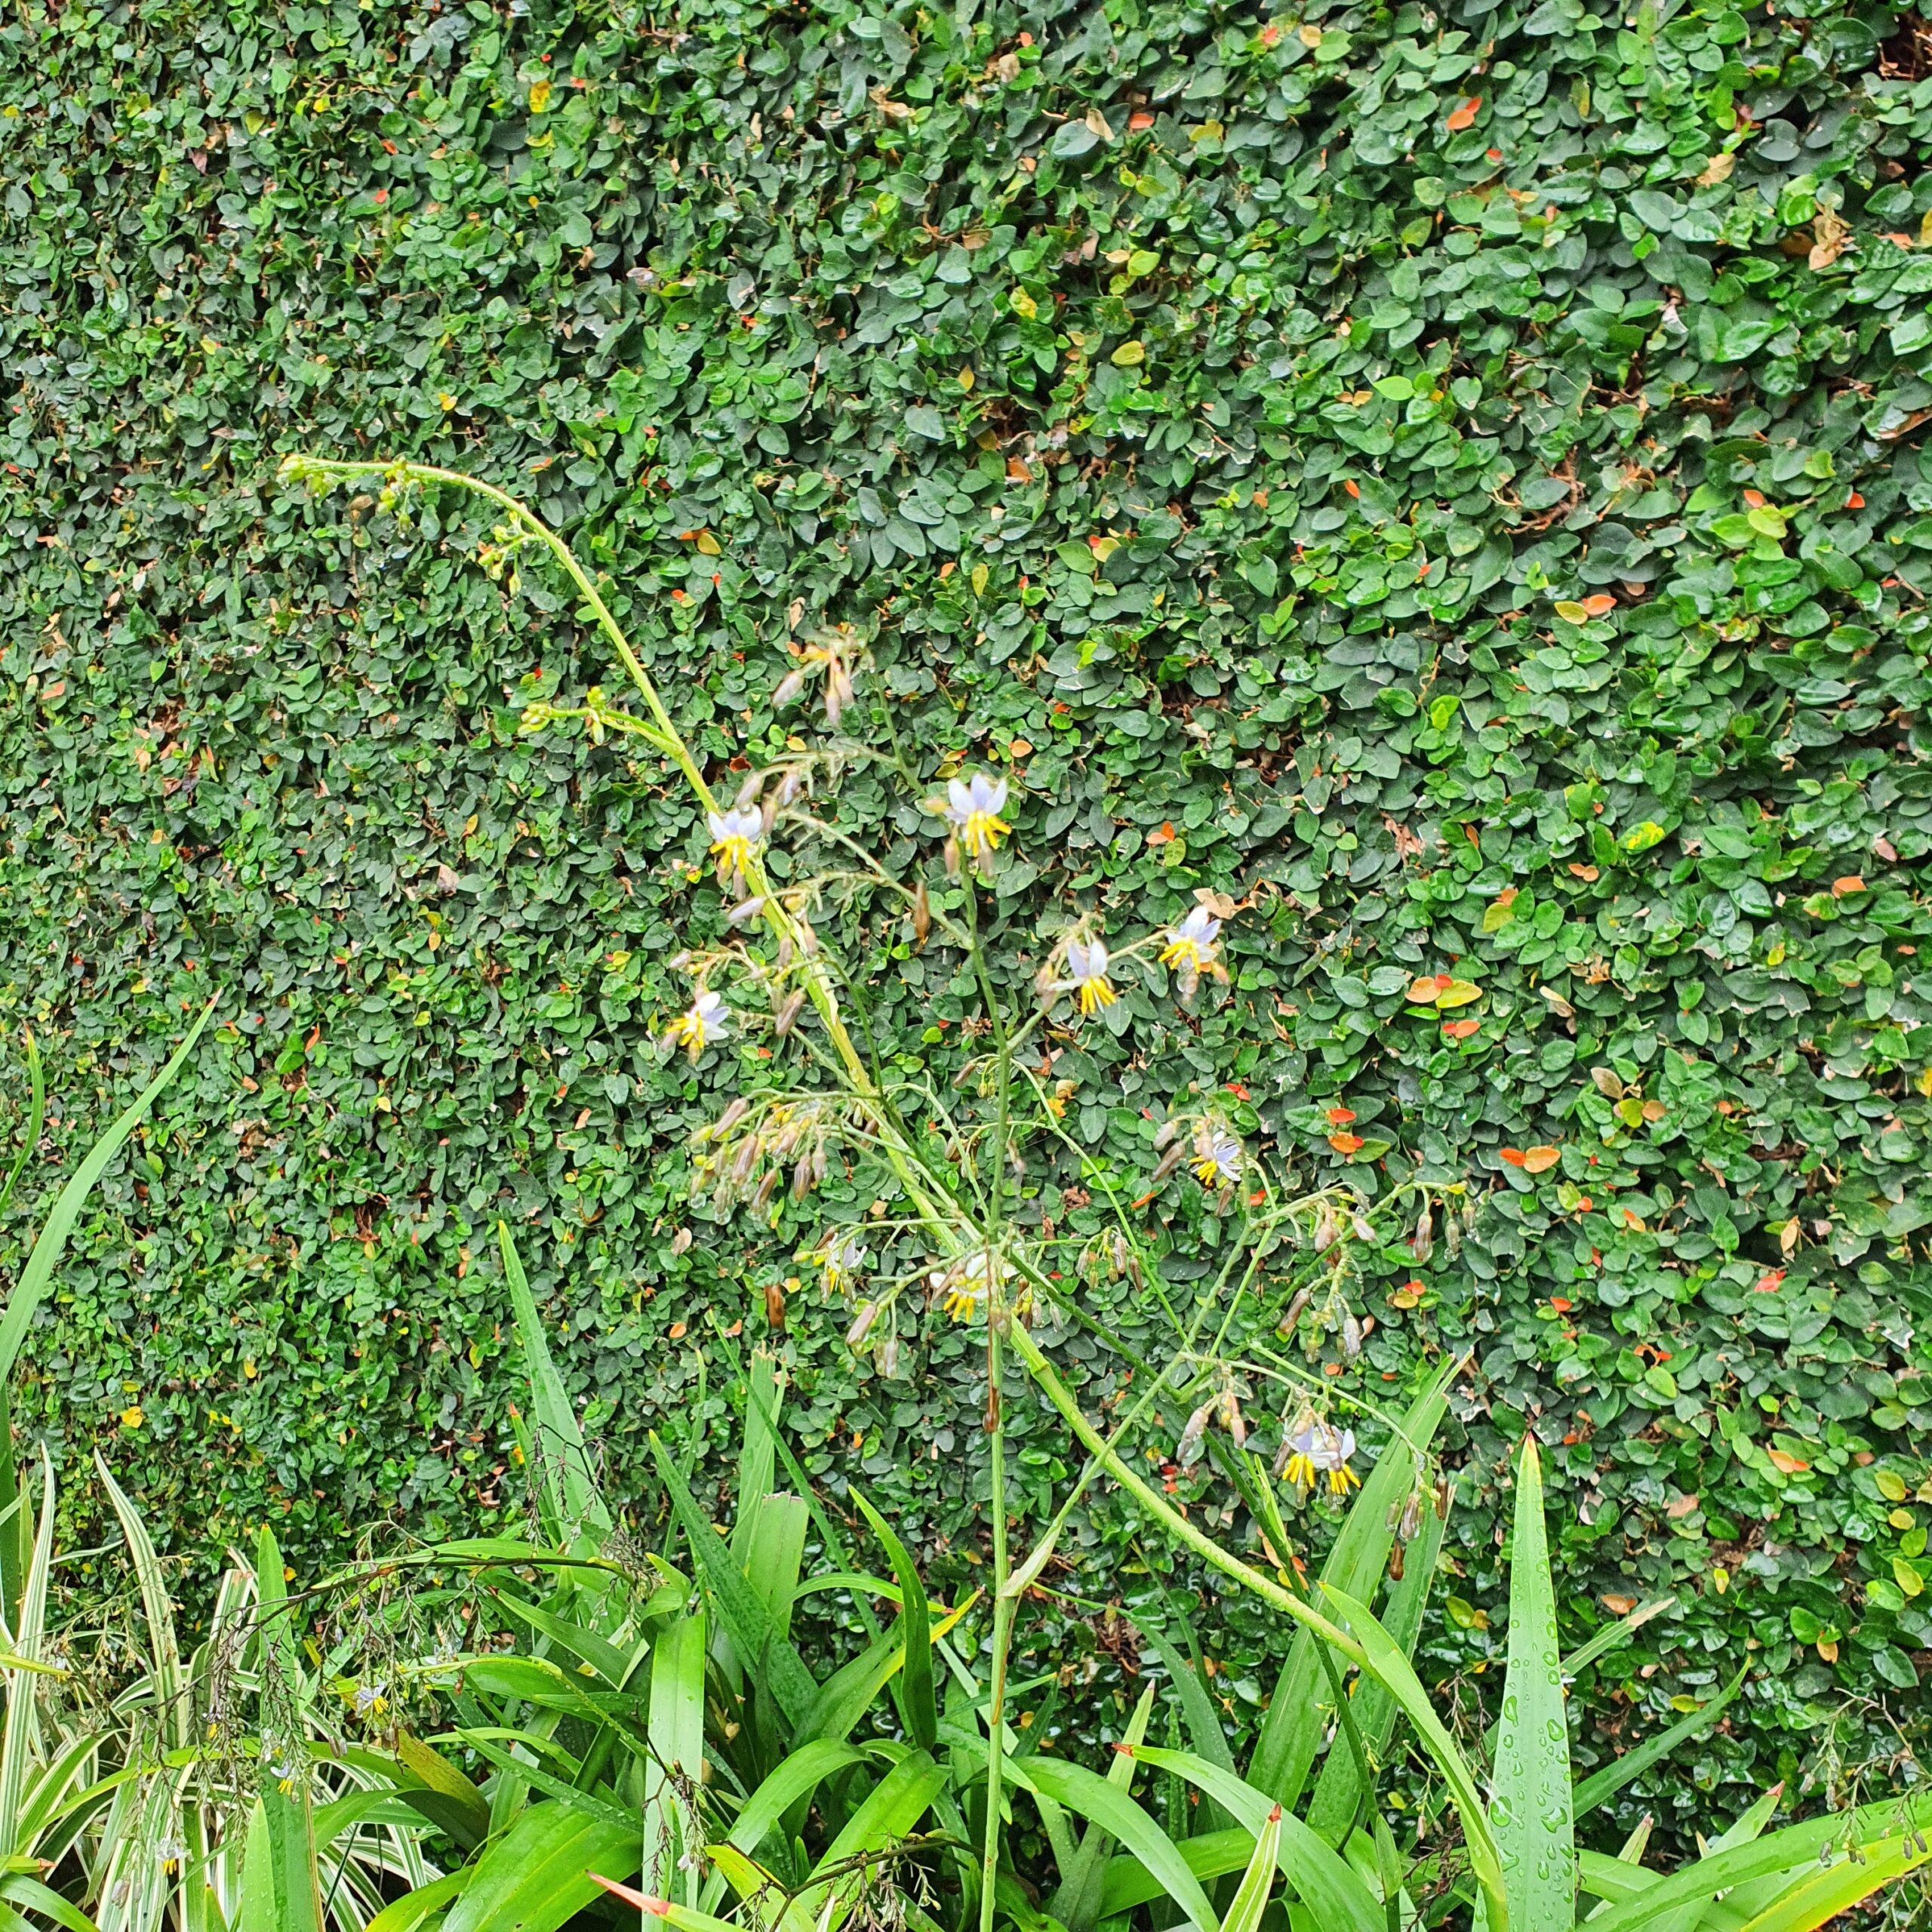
[228,456,1930,1932]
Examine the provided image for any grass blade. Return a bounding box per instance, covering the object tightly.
[1730,1839,1932,1932]
[1305,1473,1451,1845]
[724,1740,866,1856]
[1126,1745,1383,1932]
[645,1607,707,1904]
[1571,1667,1744,1824]
[0,1451,54,1853]
[851,1487,935,1752]
[0,998,217,1386]
[256,1524,325,1932]
[649,1432,818,1727]
[1015,1755,1217,1932]
[1484,1435,1571,1932]
[498,1222,609,1540]
[1323,1582,1506,1930]
[0,1026,44,1223]
[1217,1803,1279,1932]
[1247,1357,1456,1810]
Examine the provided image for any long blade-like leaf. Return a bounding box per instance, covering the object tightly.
[852,1488,936,1752]
[443,1801,638,1932]
[1014,1755,1217,1932]
[1588,1791,1932,1932]
[0,999,217,1386]
[499,1222,610,1539]
[1048,1680,1155,1932]
[724,1740,866,1856]
[256,1524,325,1932]
[1305,1474,1451,1844]
[649,1433,817,1727]
[1730,1839,1932,1932]
[645,1608,707,1904]
[1571,1668,1744,1825]
[0,1451,54,1854]
[1217,1804,1280,1932]
[1248,1358,1456,1810]
[1323,1583,1506,1930]
[1125,1745,1383,1932]
[1483,1435,1571,1932]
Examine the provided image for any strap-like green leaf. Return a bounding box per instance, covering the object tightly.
[724,1740,867,1857]
[645,1608,708,1903]
[1587,1791,1932,1932]
[852,1487,936,1752]
[1126,1745,1382,1932]
[1014,1753,1217,1932]
[443,1801,638,1932]
[498,1223,610,1540]
[1217,1802,1280,1932]
[649,1433,818,1727]
[1482,1436,1571,1932]
[1571,1668,1745,1824]
[1248,1358,1456,1810]
[0,998,216,1387]
[1305,1474,1451,1844]
[1323,1583,1506,1931]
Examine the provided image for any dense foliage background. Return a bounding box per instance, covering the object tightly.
[5,0,1932,1845]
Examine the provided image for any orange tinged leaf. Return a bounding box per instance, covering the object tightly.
[1343,478,1361,497]
[1326,1106,1358,1124]
[1754,1268,1786,1294]
[1766,1448,1810,1475]
[1521,1145,1561,1174]
[1442,1017,1481,1040]
[1832,875,1866,897]
[1445,94,1481,131]
[1549,1296,1574,1312]
[1129,109,1155,130]
[1499,1147,1527,1168]
[1741,488,1766,508]
[1846,491,1865,509]
[1328,1132,1364,1155]
[1580,593,1617,616]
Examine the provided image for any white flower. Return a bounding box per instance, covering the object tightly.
[707,807,764,884]
[938,1247,1011,1323]
[1063,938,1116,1018]
[943,774,1011,863]
[816,1233,865,1294]
[1159,906,1222,974]
[1282,1420,1359,1496]
[668,989,728,1058]
[1192,1131,1242,1188]
[352,1681,388,1718]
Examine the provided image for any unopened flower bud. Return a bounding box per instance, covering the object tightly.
[912,881,931,945]
[847,1300,880,1347]
[774,990,806,1036]
[753,1168,780,1209]
[1413,1204,1434,1263]
[772,669,806,709]
[727,897,766,927]
[1341,1313,1363,1359]
[1152,1143,1186,1186]
[875,1336,901,1377]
